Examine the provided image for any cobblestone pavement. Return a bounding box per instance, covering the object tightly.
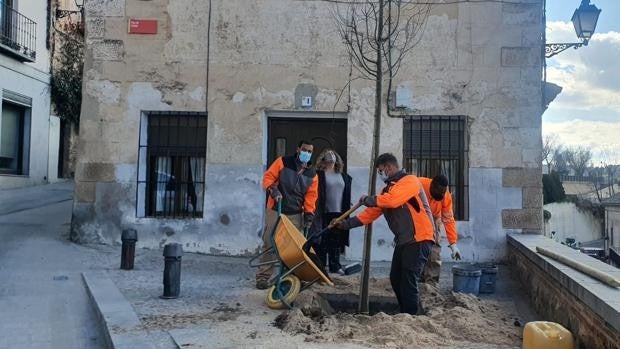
[0,182,537,348]
[106,245,537,348]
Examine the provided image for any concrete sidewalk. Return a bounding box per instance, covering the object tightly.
[0,182,111,349]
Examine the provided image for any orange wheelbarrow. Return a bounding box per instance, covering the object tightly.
[250,202,361,309]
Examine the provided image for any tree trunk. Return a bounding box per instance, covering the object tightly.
[358,0,384,315]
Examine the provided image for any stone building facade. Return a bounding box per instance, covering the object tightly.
[72,0,544,262]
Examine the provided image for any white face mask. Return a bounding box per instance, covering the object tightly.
[378,170,389,182]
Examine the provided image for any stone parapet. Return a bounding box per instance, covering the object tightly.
[507,234,620,348]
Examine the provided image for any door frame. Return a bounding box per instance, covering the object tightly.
[262,110,348,168]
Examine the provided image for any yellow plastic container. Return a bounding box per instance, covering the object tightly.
[523,321,574,349]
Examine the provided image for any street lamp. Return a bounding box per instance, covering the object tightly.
[545,0,601,58]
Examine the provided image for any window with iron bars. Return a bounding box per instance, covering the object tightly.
[403,115,469,220]
[137,112,207,218]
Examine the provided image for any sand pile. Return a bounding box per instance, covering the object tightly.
[274,276,522,348]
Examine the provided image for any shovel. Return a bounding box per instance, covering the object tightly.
[323,202,363,234]
[304,202,362,248]
[302,202,363,275]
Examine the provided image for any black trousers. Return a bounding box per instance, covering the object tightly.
[390,240,432,315]
[317,212,344,273]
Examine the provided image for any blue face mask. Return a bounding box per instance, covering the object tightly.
[299,151,312,164]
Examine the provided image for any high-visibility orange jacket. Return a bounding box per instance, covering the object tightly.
[263,156,318,214]
[357,171,435,245]
[419,177,458,245]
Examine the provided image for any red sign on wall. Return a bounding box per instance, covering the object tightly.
[128,19,158,34]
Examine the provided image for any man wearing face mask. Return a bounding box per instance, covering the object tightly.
[255,140,319,290]
[333,153,435,315]
[419,175,462,284]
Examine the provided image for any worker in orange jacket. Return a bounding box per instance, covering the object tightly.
[334,153,435,315]
[419,175,462,284]
[255,140,319,290]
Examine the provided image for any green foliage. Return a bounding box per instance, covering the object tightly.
[51,24,84,125]
[543,172,566,204]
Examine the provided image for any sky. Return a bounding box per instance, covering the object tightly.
[544,0,620,164]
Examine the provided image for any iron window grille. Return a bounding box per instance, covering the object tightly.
[138,112,208,218]
[403,115,469,220]
[0,0,37,62]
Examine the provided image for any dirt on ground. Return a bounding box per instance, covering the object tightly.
[140,302,250,330]
[273,276,522,348]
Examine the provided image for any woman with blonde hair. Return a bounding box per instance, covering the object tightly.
[310,149,352,274]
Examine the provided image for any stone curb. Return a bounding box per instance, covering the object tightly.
[82,272,158,349]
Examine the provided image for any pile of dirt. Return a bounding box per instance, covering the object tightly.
[274,276,522,348]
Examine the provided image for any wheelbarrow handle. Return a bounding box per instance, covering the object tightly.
[327,202,362,229]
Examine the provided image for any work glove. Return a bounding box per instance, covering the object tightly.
[449,244,462,260]
[359,195,377,207]
[330,217,363,230]
[269,186,282,202]
[303,213,314,229]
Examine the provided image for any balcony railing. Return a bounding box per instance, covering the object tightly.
[0,1,36,62]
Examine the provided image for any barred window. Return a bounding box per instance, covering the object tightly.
[137,112,207,218]
[403,115,469,220]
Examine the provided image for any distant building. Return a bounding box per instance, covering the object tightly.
[602,193,620,251]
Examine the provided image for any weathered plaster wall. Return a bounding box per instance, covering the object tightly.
[544,202,603,244]
[73,0,543,262]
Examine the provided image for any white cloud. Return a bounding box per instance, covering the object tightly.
[543,21,620,163]
[543,119,620,164]
[546,21,620,114]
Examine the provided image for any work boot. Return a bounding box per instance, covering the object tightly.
[416,302,427,316]
[255,279,270,290]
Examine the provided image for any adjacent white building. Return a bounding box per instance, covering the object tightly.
[602,193,620,251]
[0,0,59,189]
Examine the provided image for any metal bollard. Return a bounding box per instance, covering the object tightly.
[120,229,138,270]
[161,243,183,299]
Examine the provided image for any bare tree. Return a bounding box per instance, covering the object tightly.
[334,0,430,313]
[552,147,568,175]
[591,165,604,203]
[542,134,559,173]
[600,149,619,198]
[564,147,592,178]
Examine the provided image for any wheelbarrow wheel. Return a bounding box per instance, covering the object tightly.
[266,275,301,309]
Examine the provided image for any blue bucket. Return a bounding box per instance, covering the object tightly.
[452,264,482,294]
[477,263,498,294]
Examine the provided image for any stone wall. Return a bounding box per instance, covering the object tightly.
[508,234,620,349]
[73,0,544,261]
